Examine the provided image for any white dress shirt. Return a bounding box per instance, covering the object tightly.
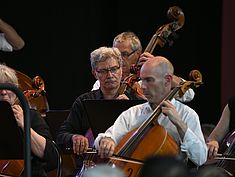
[94,99,207,166]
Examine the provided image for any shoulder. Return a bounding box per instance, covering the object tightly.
[71,90,102,110]
[74,90,101,102]
[173,99,199,118]
[30,109,42,118]
[120,102,150,117]
[29,109,48,127]
[92,80,100,90]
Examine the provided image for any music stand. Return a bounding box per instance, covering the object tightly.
[45,110,70,141]
[82,99,146,138]
[0,101,23,159]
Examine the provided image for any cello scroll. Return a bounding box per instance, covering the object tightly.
[23,75,46,98]
[16,70,49,117]
[178,70,203,98]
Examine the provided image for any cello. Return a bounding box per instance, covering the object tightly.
[216,130,235,176]
[107,70,203,177]
[117,6,185,99]
[16,70,49,117]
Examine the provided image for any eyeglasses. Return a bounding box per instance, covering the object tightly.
[96,66,120,75]
[121,49,137,58]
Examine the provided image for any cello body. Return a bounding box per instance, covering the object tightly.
[0,160,24,176]
[111,124,179,177]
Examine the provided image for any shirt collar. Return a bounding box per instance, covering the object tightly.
[142,98,176,113]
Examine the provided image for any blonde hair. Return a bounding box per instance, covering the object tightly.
[0,63,19,87]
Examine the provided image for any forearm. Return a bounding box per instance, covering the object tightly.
[207,127,227,143]
[0,19,24,50]
[208,120,229,143]
[181,129,208,166]
[210,104,230,141]
[31,128,46,158]
[56,122,76,149]
[175,120,187,141]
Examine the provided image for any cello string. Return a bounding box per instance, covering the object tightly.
[0,161,10,173]
[214,157,235,161]
[109,157,143,165]
[216,153,235,158]
[83,148,144,164]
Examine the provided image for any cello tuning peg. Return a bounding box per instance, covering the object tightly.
[171,31,179,40]
[166,39,174,47]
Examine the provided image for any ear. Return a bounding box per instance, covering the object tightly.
[136,49,142,56]
[92,70,98,80]
[164,74,173,87]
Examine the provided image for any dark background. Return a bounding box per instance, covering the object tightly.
[1,0,233,125]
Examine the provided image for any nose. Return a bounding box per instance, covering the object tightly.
[0,89,7,95]
[140,81,146,90]
[106,70,114,77]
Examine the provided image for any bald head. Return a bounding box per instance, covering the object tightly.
[141,56,174,78]
[140,56,174,104]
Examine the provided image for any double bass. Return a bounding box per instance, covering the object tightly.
[117,6,185,99]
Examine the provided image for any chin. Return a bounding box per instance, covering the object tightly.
[144,94,151,100]
[105,83,118,89]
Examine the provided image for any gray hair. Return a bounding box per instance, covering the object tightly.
[0,63,19,87]
[90,46,122,70]
[83,164,125,177]
[113,31,142,52]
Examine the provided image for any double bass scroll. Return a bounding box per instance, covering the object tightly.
[121,6,185,99]
[144,6,185,54]
[130,6,185,76]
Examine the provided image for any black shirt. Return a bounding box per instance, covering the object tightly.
[27,109,57,177]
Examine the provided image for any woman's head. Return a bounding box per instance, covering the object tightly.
[0,63,19,86]
[0,63,19,105]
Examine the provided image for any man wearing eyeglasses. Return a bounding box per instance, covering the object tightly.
[56,46,143,176]
[92,31,195,103]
